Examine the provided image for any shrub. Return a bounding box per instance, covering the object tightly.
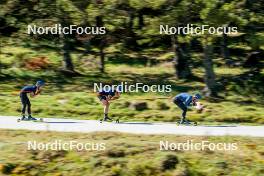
[129,102,148,111]
[156,101,170,110]
[106,150,126,158]
[22,56,51,70]
[0,163,17,174]
[161,154,179,171]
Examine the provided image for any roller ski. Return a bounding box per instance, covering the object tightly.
[17,115,43,122]
[115,118,120,123]
[99,116,113,123]
[176,119,197,126]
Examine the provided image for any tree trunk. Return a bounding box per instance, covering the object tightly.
[138,11,144,29]
[62,37,74,71]
[203,44,218,97]
[221,33,231,65]
[125,11,138,50]
[99,41,105,73]
[171,35,192,79]
[96,15,105,73]
[60,17,74,72]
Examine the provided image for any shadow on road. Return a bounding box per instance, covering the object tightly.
[201,125,237,127]
[117,122,153,125]
[45,122,81,124]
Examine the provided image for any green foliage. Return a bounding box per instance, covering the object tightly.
[0,130,264,175]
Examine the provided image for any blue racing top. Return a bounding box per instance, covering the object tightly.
[175,93,193,107]
[98,89,115,97]
[20,85,38,94]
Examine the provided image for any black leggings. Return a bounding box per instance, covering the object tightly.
[173,98,187,120]
[20,93,31,115]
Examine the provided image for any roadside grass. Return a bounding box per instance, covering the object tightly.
[0,87,263,124]
[0,129,263,176]
[0,45,263,124]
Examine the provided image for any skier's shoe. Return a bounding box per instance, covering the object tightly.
[103,116,113,122]
[100,116,113,123]
[28,116,37,121]
[183,120,191,125]
[21,115,27,121]
[177,119,197,126]
[179,119,190,124]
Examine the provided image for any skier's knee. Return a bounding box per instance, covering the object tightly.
[182,108,187,113]
[102,100,109,106]
[22,104,26,108]
[182,109,187,117]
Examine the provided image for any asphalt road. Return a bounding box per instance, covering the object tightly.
[0,116,263,137]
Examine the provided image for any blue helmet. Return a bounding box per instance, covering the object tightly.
[194,93,202,99]
[36,80,45,87]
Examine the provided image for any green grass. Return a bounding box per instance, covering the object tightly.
[0,129,263,176]
[0,43,264,124]
[0,84,263,124]
[0,73,263,124]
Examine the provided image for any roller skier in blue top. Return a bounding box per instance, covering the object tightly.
[173,93,202,124]
[97,86,122,122]
[20,80,45,120]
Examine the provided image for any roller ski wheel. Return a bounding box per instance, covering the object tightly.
[99,117,113,123]
[18,117,44,122]
[176,121,197,126]
[17,117,27,122]
[17,118,29,122]
[32,118,44,122]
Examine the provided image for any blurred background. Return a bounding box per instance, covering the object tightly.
[0,1,263,175]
